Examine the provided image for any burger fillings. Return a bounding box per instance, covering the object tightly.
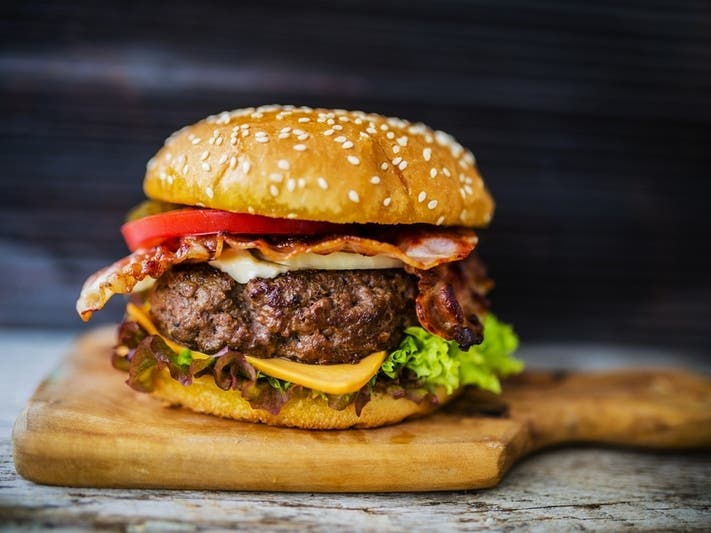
[77,105,522,429]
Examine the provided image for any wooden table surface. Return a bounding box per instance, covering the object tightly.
[1,330,709,531]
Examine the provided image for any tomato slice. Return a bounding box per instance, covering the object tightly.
[121,209,344,251]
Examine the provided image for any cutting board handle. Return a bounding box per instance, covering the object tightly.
[501,370,711,453]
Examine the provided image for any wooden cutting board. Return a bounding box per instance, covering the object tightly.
[12,327,711,492]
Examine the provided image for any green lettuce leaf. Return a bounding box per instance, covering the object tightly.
[380,314,522,395]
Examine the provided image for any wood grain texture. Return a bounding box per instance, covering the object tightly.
[3,330,710,531]
[12,327,711,492]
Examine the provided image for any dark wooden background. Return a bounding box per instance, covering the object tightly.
[2,1,710,356]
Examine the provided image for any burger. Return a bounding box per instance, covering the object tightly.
[76,105,522,429]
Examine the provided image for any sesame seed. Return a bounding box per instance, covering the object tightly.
[270,185,279,197]
[334,135,347,144]
[317,177,329,190]
[201,162,211,172]
[200,150,210,161]
[332,124,343,131]
[392,156,402,165]
[287,213,298,219]
[442,167,451,177]
[297,178,306,188]
[427,200,438,210]
[348,190,360,203]
[392,145,400,154]
[367,127,377,134]
[436,215,445,225]
[464,184,473,195]
[380,124,389,131]
[293,144,307,151]
[248,206,255,214]
[278,132,290,139]
[215,136,223,146]
[241,130,250,137]
[256,137,269,143]
[269,173,283,183]
[278,159,290,170]
[397,136,408,146]
[429,168,437,178]
[398,160,408,170]
[230,136,238,145]
[298,117,310,123]
[370,175,381,184]
[218,153,228,165]
[347,155,360,165]
[425,134,433,144]
[418,191,427,203]
[229,156,237,169]
[383,197,392,207]
[423,147,432,161]
[342,141,354,149]
[380,162,389,170]
[297,133,309,141]
[286,178,296,192]
[386,131,395,139]
[242,159,251,173]
[191,137,202,145]
[323,129,334,136]
[206,186,214,199]
[240,123,250,130]
[182,164,190,174]
[280,127,292,133]
[435,130,450,146]
[255,131,267,137]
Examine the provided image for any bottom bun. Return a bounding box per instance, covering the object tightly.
[151,369,457,429]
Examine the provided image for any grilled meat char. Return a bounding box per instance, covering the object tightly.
[148,253,491,365]
[149,265,418,364]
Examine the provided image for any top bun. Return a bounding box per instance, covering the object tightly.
[144,105,494,226]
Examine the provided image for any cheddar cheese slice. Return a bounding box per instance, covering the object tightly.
[244,351,386,395]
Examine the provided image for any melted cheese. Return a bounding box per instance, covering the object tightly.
[125,303,385,394]
[245,351,386,395]
[209,249,403,284]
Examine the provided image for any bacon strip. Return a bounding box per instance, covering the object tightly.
[77,228,477,321]
[406,254,493,350]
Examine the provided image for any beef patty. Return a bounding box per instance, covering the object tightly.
[149,264,418,364]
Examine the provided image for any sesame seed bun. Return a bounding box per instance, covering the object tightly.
[144,105,494,227]
[151,369,457,429]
